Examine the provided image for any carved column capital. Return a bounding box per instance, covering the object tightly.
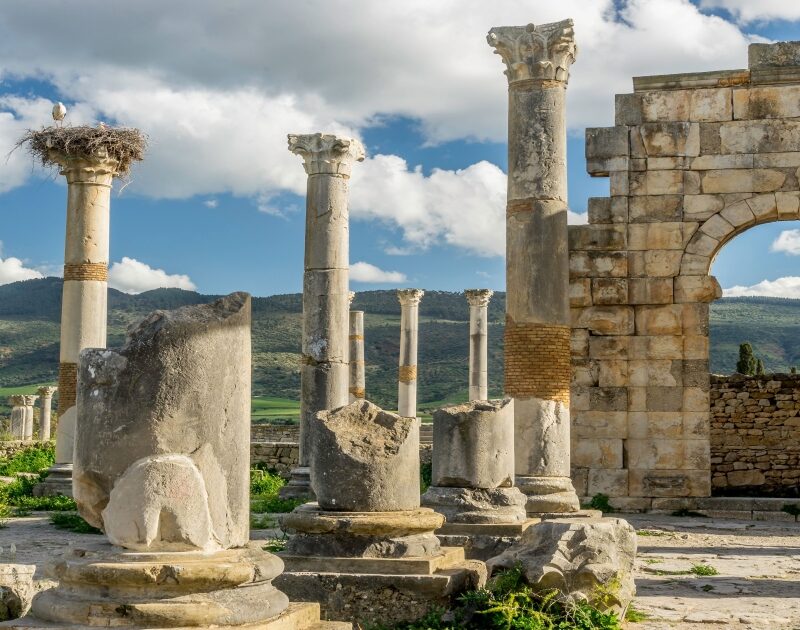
[465,289,494,307]
[397,288,424,307]
[9,395,25,407]
[22,394,38,406]
[288,133,365,177]
[37,386,58,398]
[487,20,577,85]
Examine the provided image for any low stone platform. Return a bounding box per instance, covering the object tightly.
[275,548,485,626]
[589,496,800,520]
[435,520,540,560]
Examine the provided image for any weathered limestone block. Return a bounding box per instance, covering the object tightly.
[591,279,628,305]
[74,292,251,551]
[734,85,800,119]
[587,197,628,224]
[628,250,682,277]
[311,400,419,512]
[568,225,627,251]
[776,190,800,217]
[572,411,627,438]
[628,469,710,497]
[639,122,699,157]
[487,518,637,615]
[628,278,673,304]
[634,304,683,335]
[573,306,634,336]
[674,275,722,303]
[422,486,526,525]
[0,565,34,621]
[588,469,629,496]
[571,438,623,468]
[586,127,628,175]
[569,279,592,307]
[628,222,692,250]
[429,399,514,489]
[720,120,800,154]
[569,251,628,278]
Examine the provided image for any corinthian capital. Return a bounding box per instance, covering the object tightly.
[288,133,366,177]
[487,20,577,85]
[465,289,494,307]
[37,386,58,398]
[397,289,424,307]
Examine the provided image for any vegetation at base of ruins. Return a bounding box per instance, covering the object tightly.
[49,512,102,534]
[0,502,10,528]
[262,533,289,553]
[420,462,432,493]
[584,494,615,513]
[250,514,277,529]
[17,125,147,177]
[0,443,55,476]
[700,584,715,592]
[249,467,304,514]
[13,494,76,512]
[781,503,800,516]
[0,281,797,410]
[623,605,649,622]
[635,530,668,537]
[370,566,622,629]
[690,564,719,577]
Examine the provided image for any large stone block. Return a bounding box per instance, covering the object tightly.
[628,195,683,223]
[628,411,682,438]
[591,278,628,305]
[638,122,699,157]
[629,171,684,196]
[628,335,683,360]
[635,304,683,335]
[74,293,252,551]
[569,251,628,278]
[572,411,627,439]
[734,85,800,119]
[628,223,692,250]
[569,279,592,307]
[674,275,723,303]
[720,120,800,154]
[628,469,711,497]
[689,88,733,122]
[574,306,634,336]
[569,225,627,251]
[487,518,637,616]
[588,197,628,224]
[641,90,690,121]
[586,126,629,159]
[587,469,629,496]
[615,93,643,126]
[588,336,629,360]
[701,168,787,193]
[572,438,623,468]
[628,360,682,387]
[628,250,682,277]
[628,277,675,305]
[311,401,419,511]
[430,399,514,489]
[0,564,34,622]
[683,194,724,220]
[626,439,709,470]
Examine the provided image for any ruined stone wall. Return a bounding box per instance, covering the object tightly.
[251,424,300,443]
[710,373,800,494]
[569,42,800,507]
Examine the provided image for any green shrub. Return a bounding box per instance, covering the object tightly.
[690,563,719,576]
[49,512,102,534]
[782,503,800,517]
[250,469,285,496]
[586,493,615,513]
[420,462,432,493]
[251,495,304,514]
[13,494,76,512]
[0,443,55,476]
[249,468,304,514]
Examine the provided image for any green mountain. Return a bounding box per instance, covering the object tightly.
[0,279,796,412]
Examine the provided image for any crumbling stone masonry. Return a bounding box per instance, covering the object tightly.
[710,373,800,494]
[571,41,800,507]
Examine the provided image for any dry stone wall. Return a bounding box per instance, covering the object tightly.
[569,42,800,506]
[710,373,800,494]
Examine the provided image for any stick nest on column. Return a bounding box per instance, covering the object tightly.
[17,125,147,176]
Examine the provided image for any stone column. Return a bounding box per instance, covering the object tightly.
[22,395,38,441]
[397,289,423,418]
[465,289,493,401]
[488,20,580,513]
[349,308,366,402]
[37,386,57,441]
[42,148,120,494]
[8,395,26,440]
[281,133,365,499]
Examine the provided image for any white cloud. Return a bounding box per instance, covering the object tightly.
[699,0,800,23]
[724,276,800,298]
[108,257,197,294]
[350,262,407,284]
[771,229,800,256]
[0,256,43,285]
[203,199,218,208]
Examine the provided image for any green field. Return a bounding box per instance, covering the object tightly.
[251,396,300,423]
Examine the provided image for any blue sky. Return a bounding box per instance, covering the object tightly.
[0,0,798,297]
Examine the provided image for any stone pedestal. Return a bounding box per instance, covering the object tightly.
[13,295,340,630]
[278,401,484,626]
[397,289,423,418]
[422,399,534,559]
[488,20,580,515]
[281,133,364,501]
[36,388,56,442]
[465,289,493,401]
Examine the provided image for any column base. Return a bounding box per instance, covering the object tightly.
[4,541,343,629]
[435,519,540,561]
[421,486,527,524]
[33,464,73,498]
[516,475,580,515]
[278,466,315,500]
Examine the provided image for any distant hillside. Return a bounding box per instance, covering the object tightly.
[0,279,796,411]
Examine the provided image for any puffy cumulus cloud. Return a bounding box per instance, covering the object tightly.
[350,262,407,283]
[771,229,800,256]
[723,276,800,298]
[0,256,43,285]
[108,257,197,294]
[699,0,800,23]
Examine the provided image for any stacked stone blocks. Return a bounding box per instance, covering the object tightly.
[571,43,800,503]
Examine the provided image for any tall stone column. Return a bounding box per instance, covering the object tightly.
[488,20,580,513]
[281,133,365,499]
[349,307,366,402]
[44,149,120,493]
[8,395,26,440]
[465,289,493,401]
[37,386,57,441]
[397,289,423,418]
[22,395,38,441]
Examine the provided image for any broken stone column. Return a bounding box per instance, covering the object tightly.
[488,20,580,514]
[465,289,493,401]
[21,396,37,442]
[278,400,485,626]
[397,289,423,418]
[281,133,365,500]
[349,309,366,402]
[24,294,340,630]
[422,399,533,559]
[8,396,25,440]
[36,387,56,441]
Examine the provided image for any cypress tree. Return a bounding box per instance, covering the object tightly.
[736,342,757,376]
